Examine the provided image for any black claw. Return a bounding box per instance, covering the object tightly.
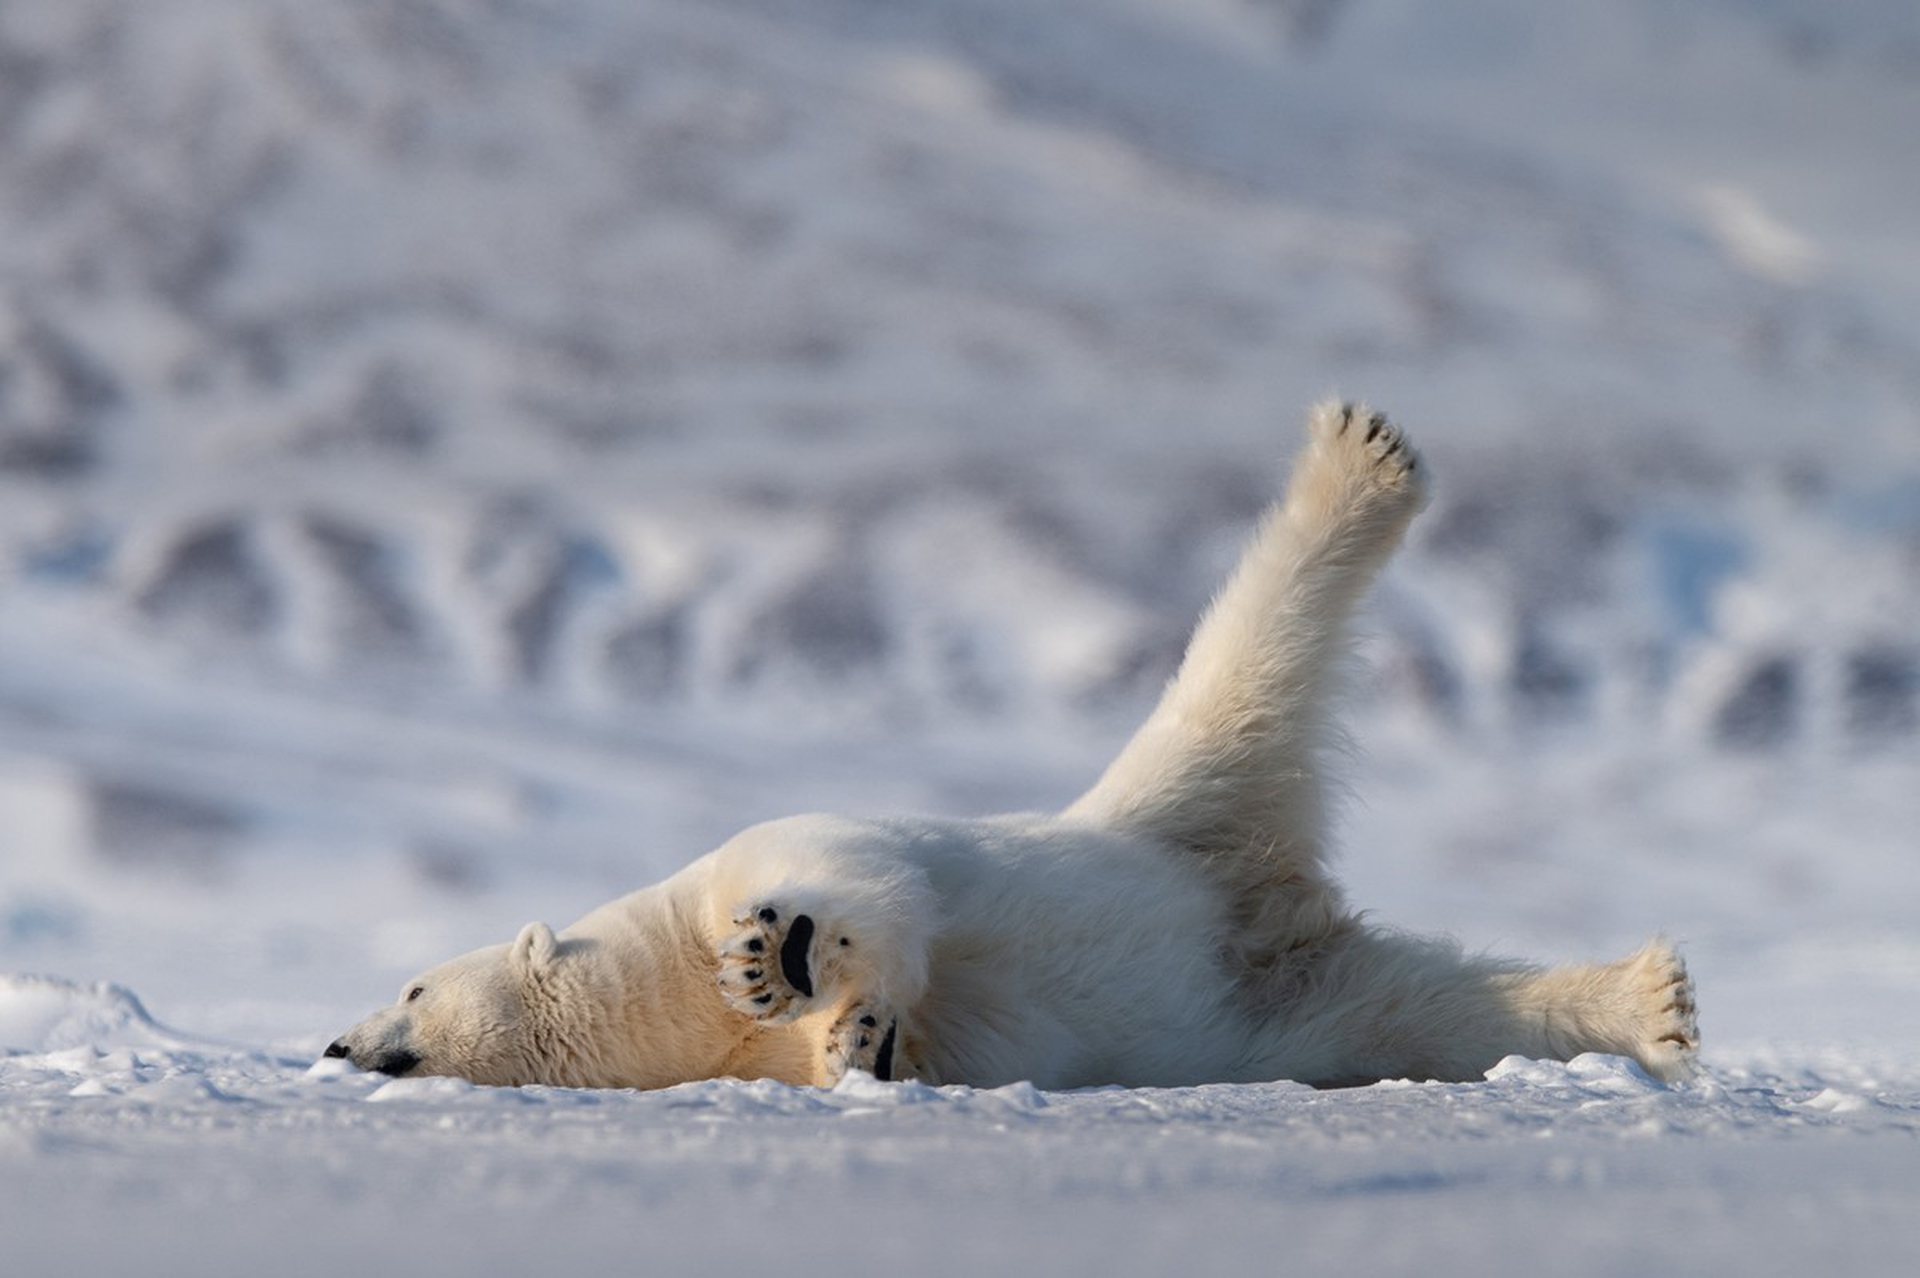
[745,937,764,953]
[874,1021,898,1082]
[1337,404,1354,434]
[1366,415,1385,443]
[757,907,778,924]
[744,969,762,980]
[858,1015,877,1028]
[753,992,774,1006]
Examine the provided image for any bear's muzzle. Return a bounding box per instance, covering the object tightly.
[324,1039,422,1077]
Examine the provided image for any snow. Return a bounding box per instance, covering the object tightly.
[3,0,1919,1273]
[4,974,1917,1276]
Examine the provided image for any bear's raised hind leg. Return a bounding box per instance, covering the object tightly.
[1068,401,1428,885]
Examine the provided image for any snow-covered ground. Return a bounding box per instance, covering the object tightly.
[5,976,1917,1277]
[2,1,1917,1272]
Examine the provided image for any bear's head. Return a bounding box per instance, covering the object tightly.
[326,921,588,1087]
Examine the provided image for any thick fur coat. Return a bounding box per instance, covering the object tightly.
[329,404,1699,1090]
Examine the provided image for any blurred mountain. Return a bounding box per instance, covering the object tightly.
[0,0,1915,885]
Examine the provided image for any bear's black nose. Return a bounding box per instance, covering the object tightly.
[323,1040,351,1059]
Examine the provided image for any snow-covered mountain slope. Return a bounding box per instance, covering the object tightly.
[2,0,1914,741]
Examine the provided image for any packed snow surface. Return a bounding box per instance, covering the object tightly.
[3,975,1917,1277]
[2,1,1918,1274]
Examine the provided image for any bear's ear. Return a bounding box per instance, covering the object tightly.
[511,921,558,976]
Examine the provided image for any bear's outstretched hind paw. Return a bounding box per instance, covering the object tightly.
[1628,939,1700,1082]
[718,903,829,1022]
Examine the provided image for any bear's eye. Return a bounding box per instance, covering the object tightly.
[405,986,425,1003]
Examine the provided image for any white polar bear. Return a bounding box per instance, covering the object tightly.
[327,404,1698,1090]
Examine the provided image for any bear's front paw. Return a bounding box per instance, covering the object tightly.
[718,904,829,1022]
[824,1004,899,1083]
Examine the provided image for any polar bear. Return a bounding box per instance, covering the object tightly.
[326,404,1698,1091]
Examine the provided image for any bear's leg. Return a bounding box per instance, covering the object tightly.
[1279,932,1699,1085]
[1068,404,1428,968]
[1069,403,1426,862]
[1489,939,1699,1081]
[700,819,935,1083]
[714,886,928,1081]
[717,900,915,1084]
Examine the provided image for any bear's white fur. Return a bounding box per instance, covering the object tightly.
[329,404,1698,1090]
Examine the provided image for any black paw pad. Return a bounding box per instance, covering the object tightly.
[779,913,816,998]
